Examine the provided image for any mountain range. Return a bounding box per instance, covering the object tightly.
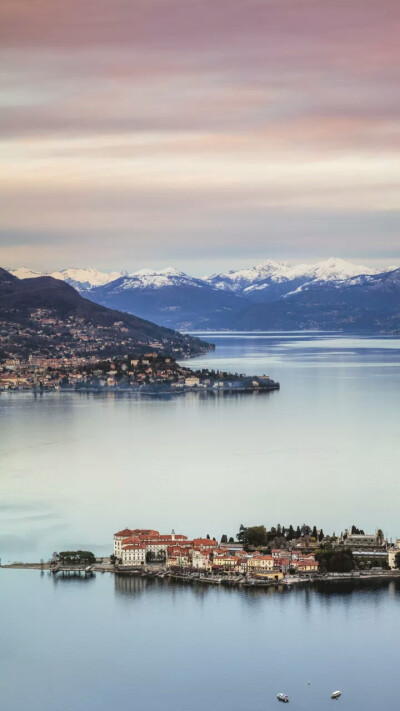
[0,268,209,360]
[10,259,400,332]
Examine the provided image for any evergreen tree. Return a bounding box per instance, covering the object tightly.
[221,534,228,543]
[237,525,248,544]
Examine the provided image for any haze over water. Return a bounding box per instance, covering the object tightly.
[1,332,399,562]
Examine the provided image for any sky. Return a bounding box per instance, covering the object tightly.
[0,0,399,275]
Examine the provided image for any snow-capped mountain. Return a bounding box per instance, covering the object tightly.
[50,268,124,290]
[10,267,124,291]
[106,268,205,292]
[10,258,399,331]
[206,258,394,302]
[233,267,400,332]
[10,267,43,280]
[205,259,286,293]
[88,268,244,330]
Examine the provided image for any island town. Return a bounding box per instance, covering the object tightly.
[4,524,400,588]
[109,524,400,584]
[0,352,279,394]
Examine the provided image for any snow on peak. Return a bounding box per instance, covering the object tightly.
[115,268,203,291]
[49,268,123,288]
[206,259,287,292]
[10,267,43,280]
[10,267,124,289]
[207,257,396,295]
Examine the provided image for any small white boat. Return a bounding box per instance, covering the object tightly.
[331,690,342,699]
[277,693,289,702]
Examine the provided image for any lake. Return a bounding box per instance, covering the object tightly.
[0,570,399,710]
[1,332,400,710]
[1,332,399,561]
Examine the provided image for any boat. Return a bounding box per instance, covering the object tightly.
[277,693,289,702]
[331,690,342,699]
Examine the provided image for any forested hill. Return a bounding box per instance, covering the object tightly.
[0,267,210,360]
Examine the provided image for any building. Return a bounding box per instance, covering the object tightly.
[113,527,187,562]
[297,560,319,573]
[247,555,274,572]
[252,571,284,581]
[388,549,399,569]
[114,528,135,556]
[193,538,218,549]
[342,530,385,551]
[192,550,212,571]
[121,544,146,566]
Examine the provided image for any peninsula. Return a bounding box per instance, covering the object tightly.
[0,353,279,394]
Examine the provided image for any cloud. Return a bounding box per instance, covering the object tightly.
[0,0,399,269]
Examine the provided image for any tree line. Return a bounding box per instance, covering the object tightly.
[57,551,96,565]
[235,523,325,548]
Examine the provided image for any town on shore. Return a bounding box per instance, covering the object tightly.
[0,352,279,395]
[110,524,400,584]
[6,523,400,590]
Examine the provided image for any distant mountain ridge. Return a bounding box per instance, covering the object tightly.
[9,259,400,332]
[11,267,124,290]
[0,267,209,359]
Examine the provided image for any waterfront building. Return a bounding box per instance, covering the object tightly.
[252,570,284,581]
[121,544,146,566]
[388,549,399,569]
[192,550,212,571]
[113,527,187,561]
[296,560,319,573]
[247,555,274,572]
[114,528,135,556]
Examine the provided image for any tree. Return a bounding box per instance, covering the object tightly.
[228,537,234,543]
[296,526,301,539]
[318,529,324,542]
[246,525,268,547]
[221,535,228,543]
[237,525,248,544]
[287,525,295,541]
[206,534,210,540]
[58,550,96,566]
[395,552,400,569]
[311,526,318,540]
[316,550,354,573]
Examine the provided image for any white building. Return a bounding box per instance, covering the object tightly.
[192,550,211,571]
[388,549,399,569]
[121,544,146,566]
[113,528,134,556]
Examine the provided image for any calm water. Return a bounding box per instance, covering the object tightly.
[0,571,399,710]
[1,332,400,710]
[1,332,399,561]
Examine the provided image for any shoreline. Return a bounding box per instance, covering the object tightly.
[2,563,400,588]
